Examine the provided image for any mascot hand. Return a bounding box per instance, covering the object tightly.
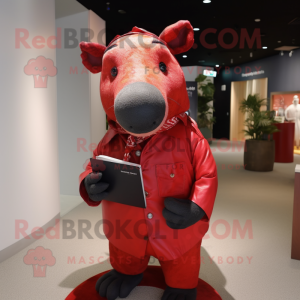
[162,197,206,229]
[84,172,109,202]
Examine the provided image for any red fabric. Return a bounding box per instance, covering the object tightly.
[79,21,194,124]
[79,117,218,261]
[107,29,164,48]
[65,266,222,300]
[106,22,194,55]
[79,42,106,74]
[159,20,194,55]
[99,34,191,124]
[109,241,201,289]
[78,20,218,290]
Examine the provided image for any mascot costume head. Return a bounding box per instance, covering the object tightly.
[80,21,193,136]
[78,20,218,300]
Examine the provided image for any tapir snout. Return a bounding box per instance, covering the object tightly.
[114,82,166,134]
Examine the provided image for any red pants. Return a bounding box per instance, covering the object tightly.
[109,241,201,289]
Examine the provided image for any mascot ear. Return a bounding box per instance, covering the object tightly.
[159,20,194,55]
[79,42,106,74]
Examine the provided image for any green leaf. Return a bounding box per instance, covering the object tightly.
[195,74,216,128]
[239,94,267,113]
[195,74,207,83]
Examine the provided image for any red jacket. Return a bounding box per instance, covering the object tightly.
[79,116,218,261]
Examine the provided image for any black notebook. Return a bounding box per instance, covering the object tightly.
[90,155,146,208]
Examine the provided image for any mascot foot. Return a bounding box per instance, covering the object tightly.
[162,285,197,300]
[95,269,143,300]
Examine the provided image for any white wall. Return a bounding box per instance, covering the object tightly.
[89,10,107,147]
[0,0,60,252]
[56,10,106,196]
[56,10,90,196]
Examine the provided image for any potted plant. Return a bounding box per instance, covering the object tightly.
[195,74,216,144]
[239,94,279,172]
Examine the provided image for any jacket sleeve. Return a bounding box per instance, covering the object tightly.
[188,137,218,220]
[79,142,102,207]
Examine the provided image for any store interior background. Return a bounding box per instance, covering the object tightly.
[1,0,300,299]
[214,49,300,140]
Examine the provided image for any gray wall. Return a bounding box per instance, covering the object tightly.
[56,10,106,196]
[56,11,91,196]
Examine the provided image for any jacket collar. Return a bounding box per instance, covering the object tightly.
[160,113,187,139]
[102,113,188,146]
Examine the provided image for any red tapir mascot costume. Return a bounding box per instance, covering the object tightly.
[79,20,218,300]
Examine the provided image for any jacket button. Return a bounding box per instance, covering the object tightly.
[170,173,175,178]
[135,150,141,157]
[147,213,153,219]
[145,191,149,197]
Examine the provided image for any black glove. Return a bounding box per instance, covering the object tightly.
[84,172,109,202]
[162,197,206,229]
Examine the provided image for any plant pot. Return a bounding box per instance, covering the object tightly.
[200,127,212,144]
[244,140,275,172]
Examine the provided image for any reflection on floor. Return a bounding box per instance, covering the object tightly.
[0,140,300,300]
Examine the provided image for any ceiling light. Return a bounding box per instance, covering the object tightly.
[255,19,261,22]
[215,65,219,67]
[199,60,205,63]
[183,55,187,58]
[278,41,281,43]
[281,51,284,56]
[203,0,211,3]
[263,46,267,49]
[194,28,200,31]
[118,10,126,14]
[231,59,233,63]
[250,52,253,57]
[289,51,293,57]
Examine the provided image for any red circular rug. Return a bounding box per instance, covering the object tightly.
[65,266,222,300]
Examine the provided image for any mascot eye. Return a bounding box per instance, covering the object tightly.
[111,67,118,77]
[159,62,167,73]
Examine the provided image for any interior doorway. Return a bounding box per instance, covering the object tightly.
[230,78,268,141]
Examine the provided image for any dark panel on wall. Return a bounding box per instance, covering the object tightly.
[213,71,232,140]
[186,81,198,122]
